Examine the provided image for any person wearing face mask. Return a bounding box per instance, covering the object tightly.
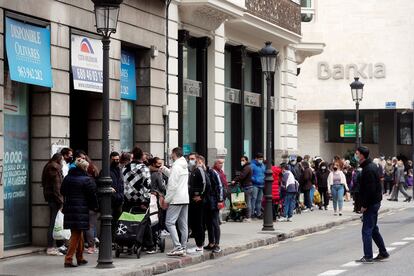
[250,153,266,219]
[149,157,167,197]
[109,152,124,238]
[232,156,253,220]
[328,162,349,216]
[316,161,330,210]
[162,147,189,257]
[60,147,73,178]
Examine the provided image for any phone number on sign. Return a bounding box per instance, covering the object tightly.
[17,66,43,81]
[76,68,103,82]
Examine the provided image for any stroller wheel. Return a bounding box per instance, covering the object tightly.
[136,247,142,259]
[159,238,166,253]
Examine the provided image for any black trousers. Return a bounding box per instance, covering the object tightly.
[204,207,220,245]
[189,200,205,247]
[303,189,312,209]
[48,200,64,248]
[112,203,123,238]
[318,187,329,207]
[384,180,393,194]
[353,192,362,212]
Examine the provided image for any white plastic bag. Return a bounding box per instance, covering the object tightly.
[149,194,159,226]
[53,210,71,240]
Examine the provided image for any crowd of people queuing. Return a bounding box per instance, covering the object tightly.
[41,144,413,267]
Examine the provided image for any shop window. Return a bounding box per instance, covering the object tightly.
[301,0,315,22]
[120,100,134,151]
[398,113,413,145]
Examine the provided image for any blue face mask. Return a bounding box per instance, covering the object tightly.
[354,154,360,163]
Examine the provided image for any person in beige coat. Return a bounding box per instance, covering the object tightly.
[328,162,349,216]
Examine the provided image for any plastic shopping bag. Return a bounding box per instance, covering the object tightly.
[53,210,71,240]
[149,194,159,226]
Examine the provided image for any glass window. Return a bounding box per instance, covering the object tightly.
[182,46,198,155]
[120,100,134,152]
[4,71,31,248]
[398,113,412,145]
[244,106,253,159]
[225,49,232,88]
[301,0,314,22]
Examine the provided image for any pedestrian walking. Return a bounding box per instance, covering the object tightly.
[278,164,299,222]
[388,160,412,202]
[61,158,98,268]
[109,152,124,238]
[316,162,330,210]
[383,159,394,195]
[42,153,65,256]
[232,156,253,220]
[162,147,189,257]
[187,153,208,253]
[250,153,266,218]
[327,162,349,216]
[205,159,225,253]
[355,146,389,263]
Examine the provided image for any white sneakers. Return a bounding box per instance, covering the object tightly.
[46,248,64,256]
[167,247,186,257]
[187,247,203,254]
[277,217,293,222]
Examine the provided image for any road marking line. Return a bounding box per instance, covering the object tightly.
[318,270,347,276]
[402,237,414,241]
[341,261,362,267]
[391,241,409,246]
[186,265,213,272]
[386,247,396,252]
[231,252,250,259]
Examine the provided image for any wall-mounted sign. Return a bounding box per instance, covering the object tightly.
[184,79,202,97]
[340,123,356,138]
[120,50,137,100]
[318,62,386,80]
[5,17,53,87]
[385,101,396,109]
[71,34,103,92]
[224,87,241,104]
[244,91,261,107]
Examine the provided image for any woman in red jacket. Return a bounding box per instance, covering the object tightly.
[272,165,282,220]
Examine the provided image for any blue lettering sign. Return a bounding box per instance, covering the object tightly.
[5,17,53,87]
[120,50,137,100]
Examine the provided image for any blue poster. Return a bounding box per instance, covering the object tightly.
[5,17,53,87]
[120,50,137,100]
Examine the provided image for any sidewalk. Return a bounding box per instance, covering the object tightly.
[0,199,412,276]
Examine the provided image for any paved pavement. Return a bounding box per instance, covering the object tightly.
[0,199,412,276]
[164,204,414,276]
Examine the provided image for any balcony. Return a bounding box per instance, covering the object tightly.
[245,0,301,35]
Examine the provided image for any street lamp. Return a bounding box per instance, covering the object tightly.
[259,42,278,231]
[92,0,123,269]
[350,77,364,149]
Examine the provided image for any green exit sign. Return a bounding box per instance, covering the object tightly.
[340,124,356,138]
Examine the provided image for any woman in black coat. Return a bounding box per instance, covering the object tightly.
[61,158,98,268]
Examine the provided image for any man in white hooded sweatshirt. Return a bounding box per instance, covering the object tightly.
[162,147,189,256]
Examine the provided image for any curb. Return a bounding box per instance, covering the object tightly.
[121,208,391,276]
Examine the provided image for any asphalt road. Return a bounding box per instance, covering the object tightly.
[165,206,414,276]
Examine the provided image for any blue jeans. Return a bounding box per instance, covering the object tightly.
[243,186,254,218]
[252,186,264,217]
[331,184,344,211]
[362,203,387,259]
[284,193,296,218]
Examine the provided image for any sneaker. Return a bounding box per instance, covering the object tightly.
[356,257,374,264]
[277,217,287,222]
[203,244,215,251]
[244,218,252,222]
[167,248,186,257]
[146,248,157,254]
[187,247,203,254]
[302,209,309,213]
[47,248,64,256]
[339,213,343,216]
[374,253,390,261]
[287,217,293,222]
[212,246,222,253]
[87,247,96,254]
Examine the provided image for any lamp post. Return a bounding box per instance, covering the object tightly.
[92,0,123,269]
[259,42,278,231]
[350,77,364,149]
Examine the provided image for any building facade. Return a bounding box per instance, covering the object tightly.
[0,0,306,257]
[297,0,414,161]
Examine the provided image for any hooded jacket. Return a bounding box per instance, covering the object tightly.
[251,160,266,187]
[165,156,189,205]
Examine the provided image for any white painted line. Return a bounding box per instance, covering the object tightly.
[231,252,250,260]
[318,270,347,276]
[391,241,409,246]
[341,261,362,267]
[386,247,396,252]
[402,237,414,241]
[186,265,213,272]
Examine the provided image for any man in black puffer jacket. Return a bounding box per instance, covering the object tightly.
[110,152,124,237]
[61,158,98,268]
[356,146,389,264]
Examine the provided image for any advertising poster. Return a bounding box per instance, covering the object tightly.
[120,50,137,100]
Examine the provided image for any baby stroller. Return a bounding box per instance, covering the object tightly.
[114,195,165,258]
[225,184,247,222]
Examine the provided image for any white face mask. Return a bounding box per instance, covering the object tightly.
[258,160,264,164]
[241,161,246,167]
[291,160,297,165]
[321,166,326,170]
[188,160,196,167]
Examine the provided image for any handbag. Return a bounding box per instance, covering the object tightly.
[53,210,71,240]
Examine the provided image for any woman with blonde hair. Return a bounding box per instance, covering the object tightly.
[328,162,349,216]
